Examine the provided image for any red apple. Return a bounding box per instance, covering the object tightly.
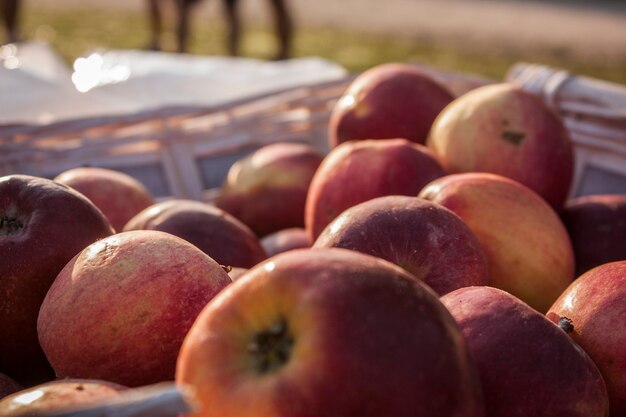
[0,174,114,385]
[419,173,575,312]
[215,142,324,237]
[560,194,626,275]
[37,230,232,387]
[55,167,155,232]
[0,373,20,400]
[260,227,310,257]
[427,83,574,209]
[176,248,484,417]
[0,379,126,416]
[314,196,488,295]
[442,286,608,417]
[328,63,454,148]
[547,261,626,416]
[124,199,267,269]
[305,138,446,241]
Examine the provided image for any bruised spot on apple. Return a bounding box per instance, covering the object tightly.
[427,83,574,210]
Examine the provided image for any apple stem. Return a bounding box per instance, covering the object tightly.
[247,317,294,374]
[558,316,575,334]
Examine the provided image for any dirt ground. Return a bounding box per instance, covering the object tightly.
[24,0,626,62]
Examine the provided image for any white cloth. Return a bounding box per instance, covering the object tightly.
[1,41,347,125]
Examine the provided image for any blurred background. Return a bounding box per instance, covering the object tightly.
[4,0,626,83]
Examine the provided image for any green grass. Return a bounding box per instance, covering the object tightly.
[20,7,626,85]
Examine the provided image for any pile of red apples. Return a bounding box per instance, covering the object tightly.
[1,63,625,417]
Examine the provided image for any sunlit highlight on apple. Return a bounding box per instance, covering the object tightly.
[13,390,44,405]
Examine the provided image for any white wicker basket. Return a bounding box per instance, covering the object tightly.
[507,62,626,197]
[0,77,352,201]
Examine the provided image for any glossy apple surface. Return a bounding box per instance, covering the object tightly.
[329,63,454,147]
[314,196,488,295]
[177,248,484,417]
[305,138,445,241]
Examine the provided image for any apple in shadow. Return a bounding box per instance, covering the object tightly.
[0,175,114,386]
[560,194,626,275]
[442,286,608,417]
[124,199,267,269]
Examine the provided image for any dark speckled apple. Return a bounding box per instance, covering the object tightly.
[177,248,485,417]
[124,199,267,269]
[442,286,609,417]
[313,196,488,296]
[37,230,232,387]
[0,175,114,386]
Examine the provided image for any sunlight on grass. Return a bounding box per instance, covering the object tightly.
[19,8,626,85]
